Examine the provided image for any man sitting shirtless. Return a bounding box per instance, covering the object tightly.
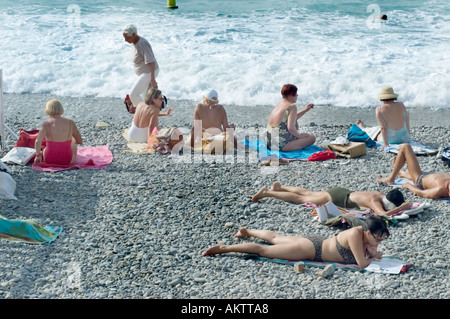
[251,182,412,216]
[377,143,450,199]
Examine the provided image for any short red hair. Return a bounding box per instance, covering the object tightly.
[281,84,298,98]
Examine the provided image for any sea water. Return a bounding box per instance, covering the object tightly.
[0,0,449,109]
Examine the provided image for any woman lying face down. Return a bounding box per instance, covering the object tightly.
[203,215,389,270]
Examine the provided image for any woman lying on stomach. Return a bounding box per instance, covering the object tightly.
[203,215,389,270]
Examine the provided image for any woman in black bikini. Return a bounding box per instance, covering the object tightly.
[202,216,389,270]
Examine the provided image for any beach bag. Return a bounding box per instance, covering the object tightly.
[326,142,366,159]
[347,124,376,148]
[14,129,46,149]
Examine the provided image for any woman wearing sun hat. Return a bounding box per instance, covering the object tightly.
[356,87,410,148]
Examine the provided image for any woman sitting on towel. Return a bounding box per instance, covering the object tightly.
[203,216,388,269]
[34,99,82,165]
[356,87,410,148]
[265,84,316,152]
[127,87,182,150]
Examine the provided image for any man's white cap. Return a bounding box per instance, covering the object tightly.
[204,89,218,101]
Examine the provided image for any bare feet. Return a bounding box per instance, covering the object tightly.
[376,176,395,185]
[251,187,268,202]
[356,119,365,129]
[202,243,226,256]
[234,227,250,238]
[271,181,282,191]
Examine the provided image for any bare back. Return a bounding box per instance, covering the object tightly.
[194,103,228,131]
[44,118,76,142]
[423,173,450,198]
[376,102,409,131]
[133,102,159,128]
[267,100,292,127]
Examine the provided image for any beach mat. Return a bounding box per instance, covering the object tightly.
[31,145,113,171]
[0,215,62,244]
[310,201,428,222]
[122,129,156,155]
[242,139,323,161]
[381,140,438,156]
[243,254,411,274]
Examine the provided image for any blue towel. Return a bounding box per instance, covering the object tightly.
[347,124,377,147]
[242,139,323,161]
[0,215,62,244]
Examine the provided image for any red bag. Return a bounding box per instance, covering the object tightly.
[307,150,336,161]
[14,129,46,148]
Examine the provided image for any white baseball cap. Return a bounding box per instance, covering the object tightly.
[204,89,218,101]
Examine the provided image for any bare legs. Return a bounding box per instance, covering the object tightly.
[282,133,316,152]
[202,227,316,261]
[251,181,331,206]
[377,143,423,185]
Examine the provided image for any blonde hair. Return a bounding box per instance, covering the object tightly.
[145,87,162,105]
[45,99,64,116]
[203,96,219,107]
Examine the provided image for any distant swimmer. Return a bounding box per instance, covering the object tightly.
[380,14,387,20]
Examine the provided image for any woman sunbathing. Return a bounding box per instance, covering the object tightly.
[251,181,412,216]
[203,216,388,269]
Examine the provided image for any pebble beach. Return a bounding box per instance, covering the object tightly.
[0,93,449,304]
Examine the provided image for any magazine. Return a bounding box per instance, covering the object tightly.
[1,147,36,165]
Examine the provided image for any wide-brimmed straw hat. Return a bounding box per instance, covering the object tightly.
[378,87,399,100]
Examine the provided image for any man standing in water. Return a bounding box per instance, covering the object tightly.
[123,24,159,108]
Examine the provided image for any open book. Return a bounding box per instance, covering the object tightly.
[1,147,36,165]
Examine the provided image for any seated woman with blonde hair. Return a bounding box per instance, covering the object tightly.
[34,99,82,165]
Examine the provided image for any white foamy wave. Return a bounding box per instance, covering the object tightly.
[1,1,449,109]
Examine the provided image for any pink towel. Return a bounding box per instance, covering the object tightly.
[32,145,113,172]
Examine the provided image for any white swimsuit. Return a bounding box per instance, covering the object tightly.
[127,121,148,143]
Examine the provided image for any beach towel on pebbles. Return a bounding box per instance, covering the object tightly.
[31,145,113,172]
[243,254,412,274]
[382,141,438,156]
[242,139,323,161]
[122,129,156,154]
[0,215,62,244]
[309,201,430,222]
